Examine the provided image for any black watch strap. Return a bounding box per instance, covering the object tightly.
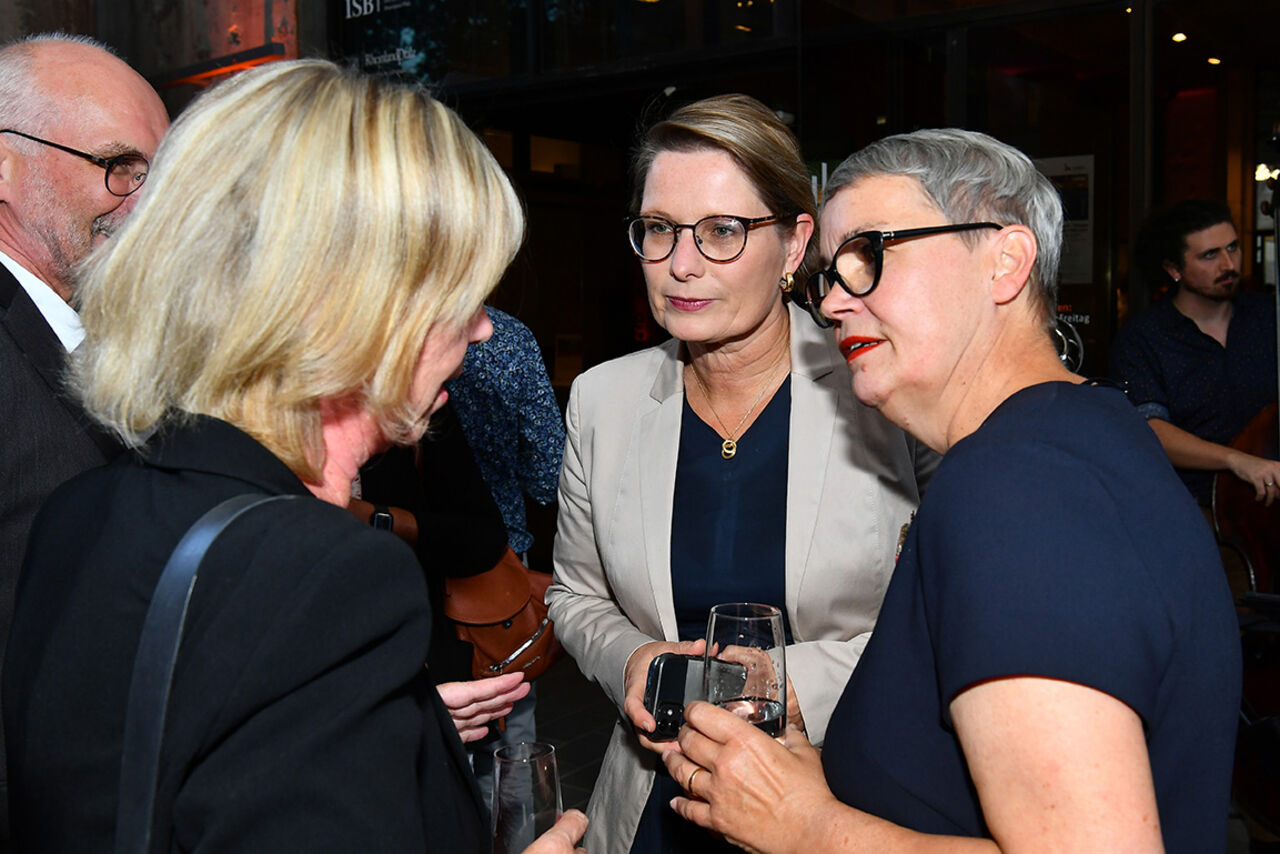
[370,505,394,531]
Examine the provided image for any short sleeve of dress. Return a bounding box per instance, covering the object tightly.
[917,439,1173,729]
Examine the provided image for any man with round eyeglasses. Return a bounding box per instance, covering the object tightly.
[0,33,168,842]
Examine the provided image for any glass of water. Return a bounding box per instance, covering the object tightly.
[703,602,786,736]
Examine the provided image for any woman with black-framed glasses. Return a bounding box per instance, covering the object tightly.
[662,129,1240,854]
[545,94,937,854]
[797,223,1004,328]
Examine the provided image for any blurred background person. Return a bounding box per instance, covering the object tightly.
[355,303,564,793]
[445,304,566,802]
[1109,199,1280,509]
[664,128,1239,854]
[546,94,934,854]
[3,59,584,854]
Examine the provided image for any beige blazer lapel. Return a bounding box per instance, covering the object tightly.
[638,341,684,642]
[783,305,842,627]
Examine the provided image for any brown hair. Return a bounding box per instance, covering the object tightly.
[631,94,817,272]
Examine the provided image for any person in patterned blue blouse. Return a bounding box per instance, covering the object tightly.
[445,304,566,804]
[445,305,565,559]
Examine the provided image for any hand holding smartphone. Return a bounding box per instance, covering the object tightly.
[641,652,747,740]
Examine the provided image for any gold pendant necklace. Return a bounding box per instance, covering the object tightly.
[688,345,789,460]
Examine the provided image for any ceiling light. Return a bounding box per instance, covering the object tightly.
[1171,32,1188,42]
[1207,57,1221,65]
[1257,163,1280,181]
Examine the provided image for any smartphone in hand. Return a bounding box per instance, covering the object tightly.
[641,652,746,740]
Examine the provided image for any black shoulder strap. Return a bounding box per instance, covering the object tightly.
[114,493,299,854]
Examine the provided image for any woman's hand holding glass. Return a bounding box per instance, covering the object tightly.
[622,638,706,753]
[661,702,838,854]
[520,810,589,854]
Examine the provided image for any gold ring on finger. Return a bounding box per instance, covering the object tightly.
[687,767,704,793]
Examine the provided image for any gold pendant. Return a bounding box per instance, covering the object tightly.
[721,438,737,459]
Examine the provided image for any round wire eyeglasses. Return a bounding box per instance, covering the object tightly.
[0,128,149,197]
[626,213,792,263]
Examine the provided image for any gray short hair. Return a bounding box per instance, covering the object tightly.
[0,33,116,136]
[825,129,1063,323]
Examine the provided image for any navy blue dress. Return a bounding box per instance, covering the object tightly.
[631,378,790,854]
[821,382,1240,851]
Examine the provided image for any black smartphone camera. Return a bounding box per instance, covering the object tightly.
[641,652,747,741]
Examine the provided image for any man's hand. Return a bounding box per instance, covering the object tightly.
[1149,418,1280,505]
[1225,448,1280,506]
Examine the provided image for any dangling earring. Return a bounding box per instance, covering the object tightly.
[779,271,795,293]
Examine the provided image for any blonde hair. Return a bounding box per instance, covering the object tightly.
[72,59,524,481]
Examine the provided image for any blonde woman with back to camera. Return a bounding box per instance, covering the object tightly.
[546,94,936,854]
[3,60,586,853]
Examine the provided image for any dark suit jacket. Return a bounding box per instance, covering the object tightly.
[3,416,487,853]
[0,263,118,840]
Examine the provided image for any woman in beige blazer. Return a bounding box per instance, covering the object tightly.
[545,95,935,854]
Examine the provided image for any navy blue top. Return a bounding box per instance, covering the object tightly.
[1109,291,1277,503]
[670,377,791,642]
[446,307,565,554]
[821,382,1241,852]
[631,377,791,854]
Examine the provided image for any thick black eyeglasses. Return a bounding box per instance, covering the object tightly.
[796,222,1004,328]
[626,213,791,263]
[0,129,149,197]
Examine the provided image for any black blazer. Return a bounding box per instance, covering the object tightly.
[3,416,487,853]
[0,263,118,840]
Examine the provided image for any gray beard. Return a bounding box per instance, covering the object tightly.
[19,169,92,296]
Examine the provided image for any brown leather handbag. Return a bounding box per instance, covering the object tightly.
[442,546,563,681]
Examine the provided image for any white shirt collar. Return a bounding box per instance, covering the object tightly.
[0,248,83,351]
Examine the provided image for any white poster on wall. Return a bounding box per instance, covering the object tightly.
[1034,155,1094,286]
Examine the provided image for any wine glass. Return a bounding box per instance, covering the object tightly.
[703,602,786,736]
[492,741,562,854]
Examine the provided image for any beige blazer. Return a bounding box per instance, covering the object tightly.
[547,305,935,853]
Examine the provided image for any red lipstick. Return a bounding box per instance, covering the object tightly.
[838,335,885,362]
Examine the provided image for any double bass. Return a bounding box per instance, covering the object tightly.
[1212,157,1280,836]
